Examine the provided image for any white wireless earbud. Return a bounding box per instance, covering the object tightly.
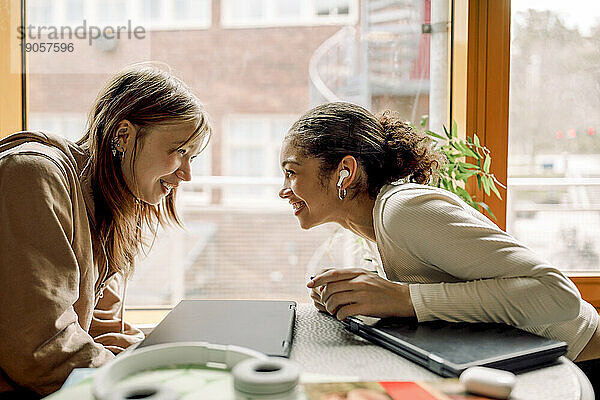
[337,169,350,187]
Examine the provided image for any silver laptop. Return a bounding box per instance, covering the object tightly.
[138,299,296,357]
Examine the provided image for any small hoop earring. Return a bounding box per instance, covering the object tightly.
[111,136,125,160]
[338,187,347,200]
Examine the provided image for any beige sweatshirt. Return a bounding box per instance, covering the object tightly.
[0,131,144,396]
[372,183,598,360]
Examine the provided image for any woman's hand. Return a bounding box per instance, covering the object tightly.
[307,268,415,320]
[309,283,328,313]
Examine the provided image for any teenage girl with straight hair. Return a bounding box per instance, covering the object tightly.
[0,64,211,398]
[279,101,600,388]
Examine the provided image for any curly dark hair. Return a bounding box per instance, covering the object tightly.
[285,102,444,197]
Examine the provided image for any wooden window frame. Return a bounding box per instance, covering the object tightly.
[451,0,509,231]
[0,0,26,138]
[451,0,600,309]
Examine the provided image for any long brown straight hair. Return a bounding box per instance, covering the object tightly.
[77,64,211,277]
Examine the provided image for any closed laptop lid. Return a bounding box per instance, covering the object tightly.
[343,316,567,377]
[138,299,296,357]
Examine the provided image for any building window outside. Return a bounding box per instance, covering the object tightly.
[27,1,54,26]
[507,1,600,273]
[28,113,87,142]
[221,0,358,28]
[136,0,212,29]
[27,0,212,29]
[316,0,351,16]
[221,115,294,204]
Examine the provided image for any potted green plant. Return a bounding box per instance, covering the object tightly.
[422,117,506,220]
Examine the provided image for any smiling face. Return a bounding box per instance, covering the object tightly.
[120,121,204,205]
[279,139,340,229]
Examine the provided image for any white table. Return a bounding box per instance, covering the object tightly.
[45,303,593,400]
[291,304,593,400]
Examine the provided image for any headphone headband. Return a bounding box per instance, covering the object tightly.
[93,342,299,400]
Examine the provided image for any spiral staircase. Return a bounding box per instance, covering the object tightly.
[309,0,429,108]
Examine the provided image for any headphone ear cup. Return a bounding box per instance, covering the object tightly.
[233,357,300,395]
[104,384,179,400]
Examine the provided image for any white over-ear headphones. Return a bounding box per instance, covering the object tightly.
[337,169,350,187]
[93,342,300,400]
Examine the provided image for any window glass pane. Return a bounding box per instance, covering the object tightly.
[226,0,263,20]
[28,113,86,142]
[174,0,211,24]
[231,148,263,176]
[229,118,268,142]
[92,0,128,25]
[270,119,290,142]
[275,0,301,18]
[139,0,163,24]
[508,1,600,272]
[191,144,211,177]
[28,1,53,25]
[27,0,449,305]
[65,0,85,25]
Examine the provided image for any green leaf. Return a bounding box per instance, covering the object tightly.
[463,145,479,159]
[454,142,478,159]
[456,186,472,201]
[443,180,452,192]
[461,162,480,169]
[420,115,428,127]
[443,125,451,139]
[477,174,482,190]
[456,169,478,179]
[451,121,458,138]
[481,176,491,196]
[426,130,445,140]
[490,181,502,200]
[450,140,464,153]
[473,134,480,147]
[483,155,491,173]
[477,202,497,221]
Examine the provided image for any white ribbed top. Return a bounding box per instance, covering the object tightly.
[372,183,598,360]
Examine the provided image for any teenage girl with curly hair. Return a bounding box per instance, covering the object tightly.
[279,101,599,387]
